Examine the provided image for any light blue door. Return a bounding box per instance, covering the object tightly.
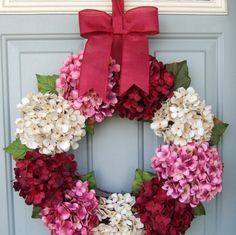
[0,1,236,235]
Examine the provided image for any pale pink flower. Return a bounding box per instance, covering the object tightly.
[57,51,120,122]
[151,142,223,207]
[42,180,99,235]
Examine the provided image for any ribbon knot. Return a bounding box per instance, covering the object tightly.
[112,16,125,34]
[78,0,159,100]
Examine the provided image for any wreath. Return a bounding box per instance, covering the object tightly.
[4,1,228,235]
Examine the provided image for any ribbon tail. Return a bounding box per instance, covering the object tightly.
[119,35,150,95]
[78,34,113,101]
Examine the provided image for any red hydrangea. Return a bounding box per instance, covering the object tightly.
[115,56,175,121]
[133,177,194,235]
[13,150,78,208]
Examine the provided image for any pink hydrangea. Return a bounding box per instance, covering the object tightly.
[56,51,120,122]
[42,180,99,235]
[151,142,223,207]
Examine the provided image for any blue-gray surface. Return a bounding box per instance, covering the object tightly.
[0,1,236,234]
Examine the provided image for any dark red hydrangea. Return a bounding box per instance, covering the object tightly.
[115,56,175,121]
[13,150,78,209]
[133,177,194,235]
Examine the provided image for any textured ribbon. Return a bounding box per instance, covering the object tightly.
[78,0,159,100]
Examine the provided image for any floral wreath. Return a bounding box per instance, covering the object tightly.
[4,1,228,235]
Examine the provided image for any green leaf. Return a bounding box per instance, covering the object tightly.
[209,118,229,145]
[193,203,206,216]
[132,169,156,194]
[4,138,30,160]
[31,206,41,219]
[36,74,58,94]
[85,119,95,135]
[165,60,191,90]
[80,171,97,189]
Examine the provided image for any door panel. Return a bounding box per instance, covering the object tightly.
[1,1,236,234]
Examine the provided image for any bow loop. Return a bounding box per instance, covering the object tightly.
[125,7,159,34]
[79,10,112,37]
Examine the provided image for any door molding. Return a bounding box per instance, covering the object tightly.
[0,32,223,235]
[0,0,228,15]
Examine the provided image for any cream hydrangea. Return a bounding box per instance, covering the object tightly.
[15,93,86,154]
[151,87,214,146]
[93,193,144,235]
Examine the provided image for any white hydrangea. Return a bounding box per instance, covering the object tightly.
[15,93,86,155]
[93,193,144,235]
[151,87,214,146]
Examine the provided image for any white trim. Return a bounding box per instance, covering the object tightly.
[0,0,228,15]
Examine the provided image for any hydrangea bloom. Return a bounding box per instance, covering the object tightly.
[42,180,99,235]
[133,177,194,235]
[115,56,174,121]
[13,150,78,208]
[151,87,214,146]
[15,93,86,155]
[93,193,144,235]
[151,143,223,207]
[56,51,120,123]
